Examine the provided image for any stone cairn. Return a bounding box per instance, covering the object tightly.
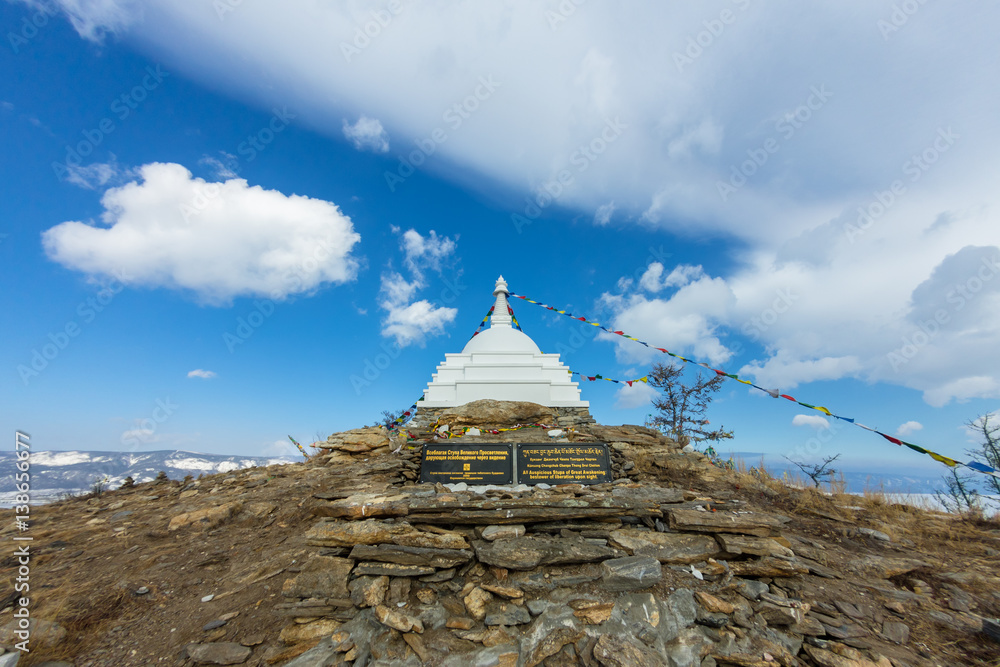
[272,401,959,667]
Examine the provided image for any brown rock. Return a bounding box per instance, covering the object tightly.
[801,643,886,667]
[695,591,735,614]
[352,562,436,577]
[715,534,794,558]
[609,529,720,563]
[728,557,808,578]
[473,535,615,570]
[446,616,476,630]
[456,626,517,647]
[349,575,389,608]
[281,556,352,599]
[348,543,473,568]
[756,602,804,626]
[402,632,430,662]
[667,508,788,537]
[524,627,585,667]
[572,601,615,624]
[373,604,424,633]
[481,583,523,599]
[847,555,928,579]
[593,633,664,666]
[464,587,493,621]
[437,399,556,427]
[278,619,341,644]
[305,519,409,547]
[185,641,253,665]
[169,501,241,531]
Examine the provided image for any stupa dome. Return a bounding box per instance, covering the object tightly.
[419,276,587,408]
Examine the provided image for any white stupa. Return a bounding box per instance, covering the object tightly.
[420,276,588,408]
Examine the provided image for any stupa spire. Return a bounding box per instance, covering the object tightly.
[491,275,512,328]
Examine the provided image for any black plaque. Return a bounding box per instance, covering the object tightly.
[420,444,513,484]
[516,443,612,485]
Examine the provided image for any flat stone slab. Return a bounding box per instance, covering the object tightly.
[281,556,353,599]
[609,529,720,564]
[347,544,473,568]
[715,534,794,558]
[667,509,788,537]
[601,556,662,591]
[352,562,437,577]
[473,535,616,570]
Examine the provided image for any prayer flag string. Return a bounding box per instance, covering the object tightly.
[509,292,1000,479]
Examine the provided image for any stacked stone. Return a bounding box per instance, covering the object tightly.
[271,475,939,667]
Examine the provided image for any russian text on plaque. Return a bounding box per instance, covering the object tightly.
[420,444,514,484]
[516,443,612,485]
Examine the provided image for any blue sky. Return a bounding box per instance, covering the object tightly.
[2,1,998,476]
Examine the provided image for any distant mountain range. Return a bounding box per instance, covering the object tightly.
[0,447,959,507]
[0,449,295,506]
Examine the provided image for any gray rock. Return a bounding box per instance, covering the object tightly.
[0,654,18,667]
[527,599,554,616]
[185,642,252,665]
[882,620,910,644]
[347,544,473,568]
[202,619,227,631]
[473,535,615,570]
[857,527,891,542]
[280,636,340,667]
[485,604,531,626]
[593,632,664,667]
[481,524,526,541]
[110,510,133,522]
[610,529,720,564]
[601,556,662,591]
[735,578,769,601]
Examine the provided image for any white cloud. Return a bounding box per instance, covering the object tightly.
[638,263,706,292]
[896,420,923,437]
[42,162,361,304]
[792,414,830,430]
[342,115,390,153]
[63,160,120,189]
[187,369,217,379]
[600,271,735,366]
[377,229,459,347]
[34,0,138,41]
[400,229,457,277]
[39,2,1000,406]
[923,376,1000,408]
[614,381,658,409]
[381,298,457,348]
[594,201,616,226]
[739,353,863,391]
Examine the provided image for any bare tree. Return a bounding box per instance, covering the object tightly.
[648,362,734,445]
[935,467,983,517]
[966,413,1000,498]
[379,410,402,430]
[784,454,841,488]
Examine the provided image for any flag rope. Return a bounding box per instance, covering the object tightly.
[509,292,1000,479]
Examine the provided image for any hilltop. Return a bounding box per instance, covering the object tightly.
[2,406,999,667]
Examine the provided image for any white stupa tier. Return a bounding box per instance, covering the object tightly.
[420,276,588,408]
